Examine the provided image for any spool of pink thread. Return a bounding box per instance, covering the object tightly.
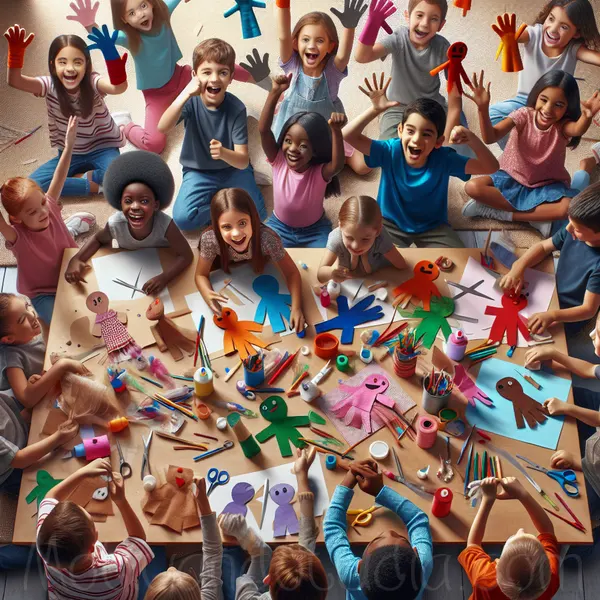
[446,330,468,361]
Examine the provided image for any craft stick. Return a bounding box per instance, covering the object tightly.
[543,508,586,532]
[174,445,208,451]
[341,437,365,458]
[367,281,387,292]
[299,438,348,458]
[155,431,208,448]
[193,433,219,442]
[224,360,243,382]
[267,350,298,385]
[555,492,585,529]
[170,374,194,381]
[155,393,198,421]
[193,315,203,368]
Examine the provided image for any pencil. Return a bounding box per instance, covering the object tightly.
[474,452,479,481]
[496,456,503,479]
[141,375,163,388]
[543,509,586,532]
[464,442,474,496]
[14,124,42,145]
[155,393,198,421]
[555,492,585,530]
[298,438,347,457]
[483,451,488,478]
[193,315,203,368]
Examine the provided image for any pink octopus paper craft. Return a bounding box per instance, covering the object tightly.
[485,291,531,346]
[392,260,441,310]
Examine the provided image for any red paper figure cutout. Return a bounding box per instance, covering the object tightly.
[213,308,268,360]
[392,260,441,310]
[430,42,472,94]
[485,291,531,346]
[454,0,471,17]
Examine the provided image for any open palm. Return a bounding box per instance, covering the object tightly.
[358,73,399,112]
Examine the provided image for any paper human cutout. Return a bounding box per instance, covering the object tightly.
[214,308,268,360]
[87,291,138,362]
[401,296,454,349]
[495,377,547,429]
[224,0,266,39]
[65,474,114,521]
[253,274,292,334]
[314,294,384,344]
[485,291,531,346]
[454,364,493,407]
[454,0,471,17]
[393,261,441,310]
[26,470,63,509]
[331,373,396,433]
[270,482,299,538]
[142,466,200,533]
[221,482,255,517]
[146,298,197,362]
[492,13,524,73]
[429,41,472,94]
[256,396,325,457]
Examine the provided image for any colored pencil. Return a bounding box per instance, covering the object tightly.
[474,452,479,481]
[458,424,476,465]
[141,375,163,388]
[543,509,586,532]
[194,433,219,441]
[298,438,347,457]
[193,315,204,368]
[14,124,42,145]
[170,374,194,381]
[489,455,496,478]
[464,442,474,496]
[483,451,488,478]
[267,349,298,385]
[555,492,585,530]
[155,393,198,421]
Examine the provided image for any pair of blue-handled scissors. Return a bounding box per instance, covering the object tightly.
[206,467,230,496]
[517,455,579,497]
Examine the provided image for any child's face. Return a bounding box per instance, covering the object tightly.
[14,189,50,231]
[398,113,443,168]
[53,46,87,92]
[120,182,159,236]
[218,209,253,254]
[341,223,380,257]
[364,530,415,558]
[294,23,336,71]
[282,124,314,172]
[542,6,579,49]
[567,217,600,245]
[0,296,41,345]
[534,86,568,129]
[408,1,445,49]
[122,0,154,31]
[195,61,233,108]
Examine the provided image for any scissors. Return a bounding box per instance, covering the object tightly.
[446,279,494,301]
[206,467,230,496]
[517,455,579,497]
[141,430,153,479]
[347,505,381,527]
[116,440,132,479]
[114,267,144,298]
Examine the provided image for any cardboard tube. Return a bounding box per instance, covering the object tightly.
[227,413,260,458]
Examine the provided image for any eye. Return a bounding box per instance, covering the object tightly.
[262,405,267,411]
[275,490,280,495]
[216,317,222,322]
[225,310,230,316]
[283,487,287,493]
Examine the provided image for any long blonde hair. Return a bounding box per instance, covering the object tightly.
[338,196,382,230]
[111,0,171,55]
[144,569,201,600]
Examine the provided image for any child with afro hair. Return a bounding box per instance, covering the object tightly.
[64,150,193,295]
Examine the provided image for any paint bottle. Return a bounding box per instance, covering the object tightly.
[326,455,337,470]
[446,330,468,361]
[194,367,214,397]
[320,290,331,308]
[369,440,390,460]
[432,487,453,518]
[359,346,374,364]
[300,380,321,403]
[327,280,341,300]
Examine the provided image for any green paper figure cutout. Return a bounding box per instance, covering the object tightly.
[255,396,325,457]
[26,470,63,509]
[400,296,454,349]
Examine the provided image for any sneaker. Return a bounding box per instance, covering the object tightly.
[462,199,513,222]
[111,111,132,129]
[528,220,552,238]
[592,142,600,165]
[65,212,96,238]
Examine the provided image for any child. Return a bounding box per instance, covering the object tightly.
[144,477,223,600]
[318,195,407,282]
[463,70,600,238]
[0,117,81,329]
[37,458,153,599]
[275,0,370,175]
[459,477,560,600]
[64,150,193,294]
[499,182,600,336]
[324,459,433,600]
[343,74,499,248]
[4,25,127,195]
[259,74,345,248]
[489,0,600,149]
[355,0,453,140]
[220,447,327,599]
[158,38,266,231]
[195,188,305,333]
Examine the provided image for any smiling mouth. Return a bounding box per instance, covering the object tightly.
[365,383,379,390]
[286,153,302,165]
[545,30,560,43]
[231,236,247,247]
[140,19,151,28]
[407,146,423,160]
[414,29,429,39]
[128,213,146,227]
[420,267,433,274]
[304,52,319,63]
[206,85,221,95]
[63,73,78,83]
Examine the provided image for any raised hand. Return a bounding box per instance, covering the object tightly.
[87,25,128,85]
[582,91,600,118]
[358,72,400,113]
[491,13,525,73]
[4,24,35,69]
[64,116,78,149]
[270,73,292,96]
[239,49,270,83]
[292,446,316,475]
[449,125,472,146]
[464,70,491,109]
[331,0,368,30]
[328,112,348,131]
[66,0,99,28]
[359,0,396,45]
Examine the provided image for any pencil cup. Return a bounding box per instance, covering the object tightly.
[422,375,451,415]
[243,363,265,387]
[394,353,417,379]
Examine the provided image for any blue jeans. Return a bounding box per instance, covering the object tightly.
[266,213,331,248]
[489,93,528,150]
[0,467,23,495]
[30,147,120,197]
[173,165,267,231]
[0,543,41,571]
[31,294,55,326]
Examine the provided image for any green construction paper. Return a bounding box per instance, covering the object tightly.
[308,411,326,425]
[411,296,455,349]
[26,470,63,508]
[240,435,261,458]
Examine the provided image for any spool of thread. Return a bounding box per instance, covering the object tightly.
[194,367,214,397]
[73,435,111,461]
[446,330,468,361]
[320,290,331,307]
[216,416,228,430]
[369,440,390,460]
[227,413,260,458]
[359,346,374,364]
[327,280,341,300]
[336,355,350,372]
[422,376,451,415]
[325,454,337,470]
[393,348,418,379]
[300,380,321,403]
[416,416,439,449]
[432,487,453,518]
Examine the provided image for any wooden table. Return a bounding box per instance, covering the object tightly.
[13,248,591,545]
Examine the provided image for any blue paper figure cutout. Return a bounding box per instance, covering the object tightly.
[224,0,266,39]
[221,482,255,517]
[253,275,292,334]
[315,294,384,344]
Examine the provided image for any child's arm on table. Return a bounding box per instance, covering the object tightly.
[48,116,78,202]
[563,91,600,138]
[259,74,292,162]
[194,256,229,314]
[275,0,293,64]
[331,0,368,72]
[525,347,598,379]
[109,472,147,540]
[158,78,202,134]
[354,0,395,63]
[4,25,43,95]
[141,223,194,295]
[317,250,351,283]
[528,290,600,335]
[543,396,600,428]
[276,251,305,332]
[322,112,347,181]
[384,246,407,270]
[47,457,112,500]
[64,224,113,284]
[498,477,554,535]
[292,447,319,552]
[467,478,497,547]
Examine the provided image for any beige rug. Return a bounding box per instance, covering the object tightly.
[1,0,599,265]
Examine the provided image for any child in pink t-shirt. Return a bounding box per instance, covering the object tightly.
[463,70,600,238]
[259,74,346,248]
[0,117,80,332]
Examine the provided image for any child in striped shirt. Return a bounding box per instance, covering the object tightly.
[37,458,154,600]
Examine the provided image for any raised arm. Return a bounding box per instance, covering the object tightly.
[158,78,201,134]
[86,25,128,95]
[498,477,554,535]
[66,0,100,33]
[467,478,497,546]
[330,0,368,72]
[577,45,600,67]
[4,25,43,95]
[276,251,305,333]
[0,213,17,245]
[449,127,499,175]
[563,91,600,138]
[64,224,113,284]
[276,0,293,64]
[322,112,347,181]
[47,116,78,201]
[259,74,292,162]
[354,0,395,63]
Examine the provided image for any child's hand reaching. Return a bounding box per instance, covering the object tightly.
[551,449,581,471]
[329,112,348,131]
[499,268,524,295]
[543,397,568,417]
[330,0,368,30]
[65,257,91,284]
[66,0,100,28]
[64,116,78,149]
[271,73,292,96]
[528,310,557,335]
[219,513,263,555]
[289,306,306,334]
[581,91,600,118]
[358,73,400,114]
[143,273,169,296]
[4,24,35,69]
[56,418,79,445]
[81,457,112,479]
[524,347,554,370]
[479,477,498,502]
[56,358,91,377]
[109,472,126,504]
[331,267,351,282]
[204,289,229,314]
[496,476,526,500]
[292,446,316,476]
[464,70,491,109]
[193,476,212,515]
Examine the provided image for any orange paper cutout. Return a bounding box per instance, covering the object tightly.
[392,260,441,310]
[454,0,471,17]
[213,308,268,360]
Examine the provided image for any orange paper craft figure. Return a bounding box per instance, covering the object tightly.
[392,260,441,310]
[213,308,268,360]
[492,13,525,73]
[430,42,472,94]
[142,466,200,533]
[146,298,197,362]
[454,0,471,17]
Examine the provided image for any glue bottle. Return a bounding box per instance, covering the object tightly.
[327,280,341,300]
[446,330,468,361]
[194,366,214,397]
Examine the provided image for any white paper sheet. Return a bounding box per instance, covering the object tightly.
[91,248,174,312]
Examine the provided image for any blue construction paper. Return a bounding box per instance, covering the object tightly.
[469,358,571,450]
[253,275,292,334]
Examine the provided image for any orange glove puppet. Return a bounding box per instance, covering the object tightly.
[492,13,526,73]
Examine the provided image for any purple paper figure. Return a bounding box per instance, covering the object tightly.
[221,482,255,517]
[270,482,298,538]
[331,373,396,433]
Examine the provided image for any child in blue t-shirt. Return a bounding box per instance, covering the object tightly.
[158,38,266,231]
[343,73,498,248]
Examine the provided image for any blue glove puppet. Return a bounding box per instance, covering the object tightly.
[224,0,266,39]
[87,24,128,85]
[315,294,384,344]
